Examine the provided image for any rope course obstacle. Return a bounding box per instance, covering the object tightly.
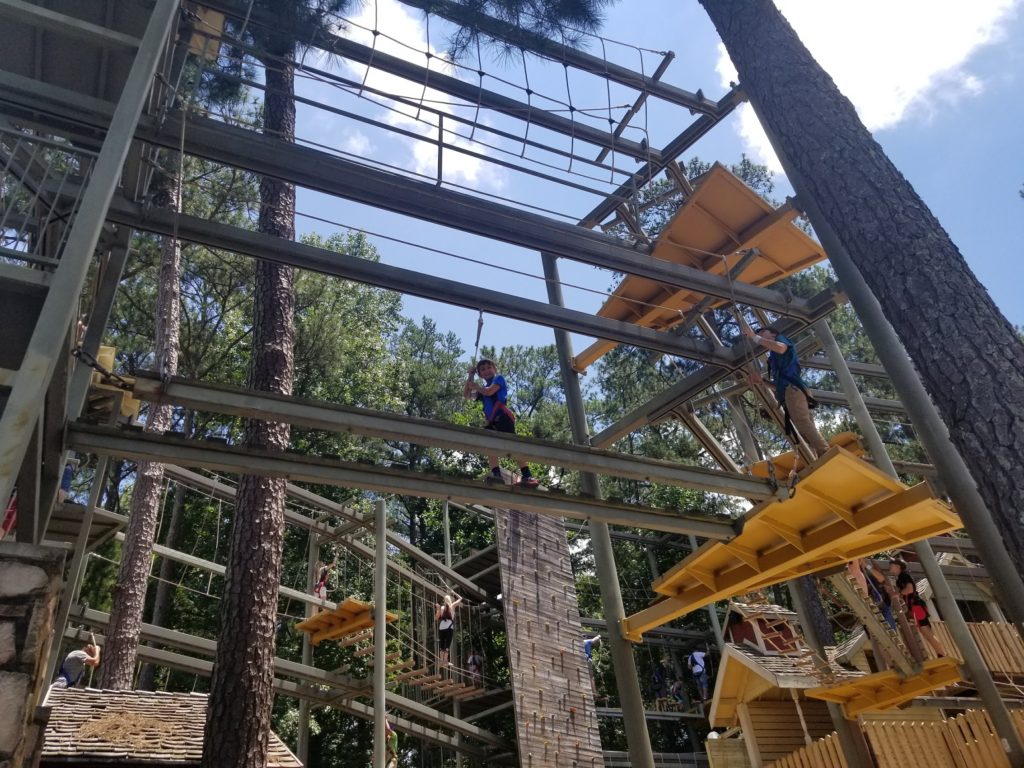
[1,0,1020,766]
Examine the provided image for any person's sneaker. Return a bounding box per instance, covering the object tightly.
[485,474,504,484]
[519,476,540,488]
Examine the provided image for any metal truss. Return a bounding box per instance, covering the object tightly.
[128,373,774,501]
[67,424,739,539]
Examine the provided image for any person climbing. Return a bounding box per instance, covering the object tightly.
[466,647,485,685]
[688,648,710,702]
[889,557,946,657]
[51,636,101,690]
[385,719,399,768]
[583,634,601,665]
[651,659,668,701]
[313,557,338,601]
[860,558,898,631]
[741,324,830,460]
[463,358,539,488]
[670,678,687,706]
[435,593,463,670]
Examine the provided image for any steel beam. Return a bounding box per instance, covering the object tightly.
[130,113,814,319]
[160,464,491,603]
[0,0,179,523]
[67,424,739,539]
[68,606,362,694]
[129,373,774,500]
[104,198,733,365]
[0,0,140,50]
[591,291,841,448]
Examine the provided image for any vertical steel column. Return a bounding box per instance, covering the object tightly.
[0,0,180,510]
[542,253,655,768]
[442,501,463,768]
[755,108,1024,632]
[373,498,387,768]
[814,318,1024,763]
[297,533,319,765]
[45,456,109,686]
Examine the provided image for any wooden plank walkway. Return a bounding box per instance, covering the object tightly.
[495,505,604,766]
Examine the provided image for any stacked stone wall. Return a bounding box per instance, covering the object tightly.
[0,543,64,768]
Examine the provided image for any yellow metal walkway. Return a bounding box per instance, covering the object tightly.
[622,448,961,641]
[806,657,961,718]
[296,597,397,646]
[572,164,826,372]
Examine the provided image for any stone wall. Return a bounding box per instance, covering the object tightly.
[0,542,65,768]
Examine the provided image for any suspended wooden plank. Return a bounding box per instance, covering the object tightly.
[295,597,397,646]
[804,657,960,719]
[623,448,961,641]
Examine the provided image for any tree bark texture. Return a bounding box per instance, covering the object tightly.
[100,168,183,690]
[699,0,1024,571]
[201,58,296,768]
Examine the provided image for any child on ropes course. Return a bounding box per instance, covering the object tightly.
[741,324,830,460]
[889,557,946,657]
[385,719,398,768]
[50,636,101,690]
[463,358,539,488]
[435,593,463,670]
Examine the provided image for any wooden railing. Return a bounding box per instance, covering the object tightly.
[764,732,847,768]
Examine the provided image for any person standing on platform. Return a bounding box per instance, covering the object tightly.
[889,557,946,657]
[435,593,463,670]
[742,324,830,460]
[689,648,710,702]
[463,359,539,488]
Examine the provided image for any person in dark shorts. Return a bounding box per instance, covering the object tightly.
[463,358,538,487]
[889,557,945,656]
[435,593,463,669]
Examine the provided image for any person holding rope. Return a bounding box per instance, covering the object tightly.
[435,593,463,670]
[741,324,830,460]
[463,358,539,488]
[384,719,399,768]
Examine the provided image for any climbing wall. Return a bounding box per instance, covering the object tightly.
[495,506,604,768]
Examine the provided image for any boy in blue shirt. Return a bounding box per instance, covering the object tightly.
[463,359,539,487]
[742,324,830,459]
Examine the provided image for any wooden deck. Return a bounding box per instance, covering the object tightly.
[295,597,397,646]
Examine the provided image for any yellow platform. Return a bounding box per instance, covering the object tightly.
[622,448,961,641]
[90,346,141,419]
[750,431,864,479]
[573,164,826,371]
[296,597,397,646]
[805,657,961,719]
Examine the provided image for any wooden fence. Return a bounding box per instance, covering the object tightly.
[764,709,1024,768]
[763,732,847,768]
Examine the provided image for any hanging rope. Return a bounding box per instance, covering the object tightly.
[470,310,484,365]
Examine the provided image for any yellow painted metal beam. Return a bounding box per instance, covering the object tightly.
[805,657,961,719]
[622,449,961,641]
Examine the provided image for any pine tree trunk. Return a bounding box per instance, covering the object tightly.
[699,0,1024,569]
[100,168,183,689]
[201,57,296,768]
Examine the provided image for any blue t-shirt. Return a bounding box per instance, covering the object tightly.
[477,375,508,420]
[767,333,805,401]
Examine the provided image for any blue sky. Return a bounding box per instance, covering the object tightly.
[288,0,1024,360]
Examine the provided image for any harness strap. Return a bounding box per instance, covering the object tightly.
[485,401,516,426]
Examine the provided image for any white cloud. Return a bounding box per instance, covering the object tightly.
[341,130,373,157]
[715,0,1020,171]
[334,0,508,192]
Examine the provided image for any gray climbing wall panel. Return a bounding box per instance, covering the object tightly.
[495,506,604,767]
